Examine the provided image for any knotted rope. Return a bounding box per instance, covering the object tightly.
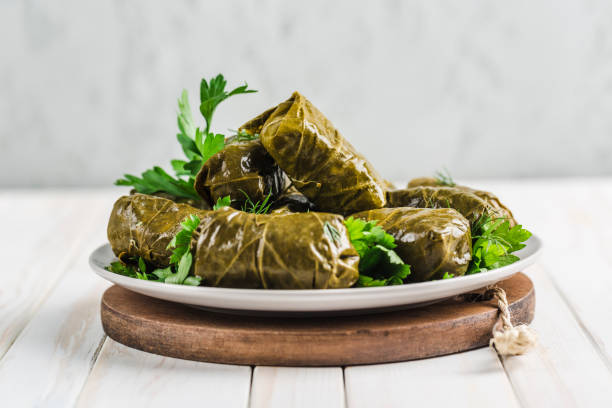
[462,285,537,356]
[484,286,537,356]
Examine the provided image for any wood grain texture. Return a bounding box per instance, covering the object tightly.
[345,347,519,408]
[474,180,612,367]
[100,273,534,366]
[250,367,344,408]
[0,191,107,359]
[500,266,612,407]
[0,219,110,407]
[76,339,252,408]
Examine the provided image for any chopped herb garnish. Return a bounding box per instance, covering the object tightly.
[344,217,411,286]
[467,214,532,275]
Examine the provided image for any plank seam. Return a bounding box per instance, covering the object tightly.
[342,367,348,408]
[497,354,528,408]
[74,336,110,407]
[90,335,107,368]
[541,265,612,375]
[246,366,255,408]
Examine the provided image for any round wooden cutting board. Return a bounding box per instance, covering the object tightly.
[101,272,534,366]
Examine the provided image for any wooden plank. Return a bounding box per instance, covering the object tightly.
[498,265,612,407]
[250,367,345,408]
[0,193,105,359]
[345,347,519,408]
[459,180,612,405]
[476,180,612,366]
[76,339,252,408]
[0,260,109,406]
[0,193,112,406]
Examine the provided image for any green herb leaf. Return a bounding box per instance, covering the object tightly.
[170,159,192,177]
[213,195,231,210]
[138,257,147,274]
[467,215,532,275]
[135,271,149,280]
[168,214,201,264]
[106,261,135,277]
[199,74,257,134]
[107,258,157,281]
[195,129,225,163]
[177,133,201,162]
[177,90,197,140]
[442,272,454,279]
[164,252,193,285]
[115,166,201,201]
[183,276,203,286]
[344,217,411,286]
[152,267,173,280]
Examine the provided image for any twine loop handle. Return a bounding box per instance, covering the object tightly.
[484,286,537,356]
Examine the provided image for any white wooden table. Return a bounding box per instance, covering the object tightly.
[1,180,611,407]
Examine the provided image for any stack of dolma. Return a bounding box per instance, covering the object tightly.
[107,92,518,288]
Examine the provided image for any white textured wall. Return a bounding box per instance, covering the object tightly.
[1,0,612,187]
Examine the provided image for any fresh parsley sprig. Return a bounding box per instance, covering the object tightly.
[115,167,201,202]
[168,215,200,264]
[107,257,158,281]
[344,217,411,287]
[213,195,231,210]
[467,214,532,275]
[115,74,256,202]
[199,75,256,134]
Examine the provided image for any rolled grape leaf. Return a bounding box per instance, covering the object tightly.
[194,139,285,209]
[240,92,387,214]
[406,177,516,225]
[351,207,472,282]
[386,186,506,226]
[193,208,359,289]
[107,194,209,267]
[147,191,211,210]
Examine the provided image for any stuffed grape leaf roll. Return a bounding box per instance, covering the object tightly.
[351,207,472,281]
[193,208,359,289]
[107,194,209,267]
[406,177,516,225]
[194,139,285,209]
[240,92,387,214]
[147,191,211,210]
[386,186,506,226]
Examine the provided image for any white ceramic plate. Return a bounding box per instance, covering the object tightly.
[89,235,542,316]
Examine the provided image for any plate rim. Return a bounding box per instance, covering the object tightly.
[89,234,542,298]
